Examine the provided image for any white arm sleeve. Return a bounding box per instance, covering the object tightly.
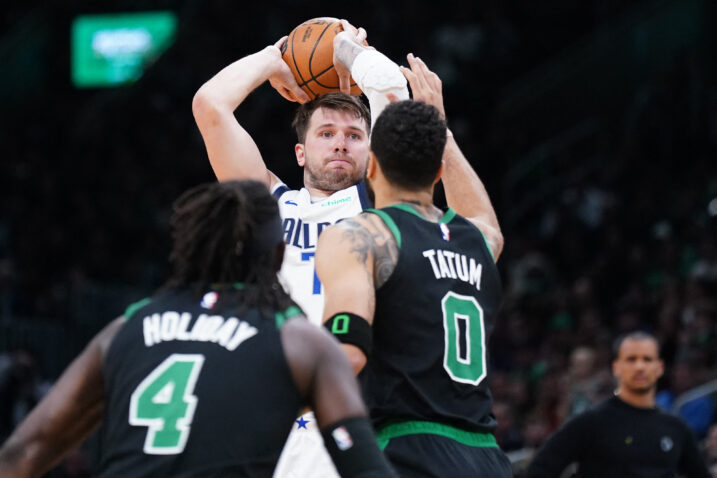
[351,50,409,128]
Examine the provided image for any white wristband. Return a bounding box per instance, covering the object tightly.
[351,50,408,94]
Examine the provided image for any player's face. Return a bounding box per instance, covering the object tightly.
[612,339,664,394]
[298,107,369,192]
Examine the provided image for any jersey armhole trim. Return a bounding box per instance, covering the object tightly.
[124,297,152,321]
[366,209,401,249]
[444,208,495,262]
[356,180,372,210]
[275,305,303,329]
[478,228,495,262]
[463,218,495,262]
[272,184,290,199]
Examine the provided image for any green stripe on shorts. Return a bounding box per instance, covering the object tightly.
[376,420,498,451]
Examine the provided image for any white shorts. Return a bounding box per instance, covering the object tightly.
[273,411,340,478]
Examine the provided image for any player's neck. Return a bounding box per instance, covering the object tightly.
[305,185,336,199]
[374,188,433,211]
[616,387,657,409]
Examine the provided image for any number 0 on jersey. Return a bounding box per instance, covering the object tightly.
[441,292,487,385]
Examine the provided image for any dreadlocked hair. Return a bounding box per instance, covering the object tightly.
[164,180,293,317]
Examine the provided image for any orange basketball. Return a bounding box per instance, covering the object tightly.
[281,17,362,99]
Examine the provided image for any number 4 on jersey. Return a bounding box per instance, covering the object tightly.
[129,354,205,455]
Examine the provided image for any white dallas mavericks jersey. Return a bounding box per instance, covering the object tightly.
[272,181,370,325]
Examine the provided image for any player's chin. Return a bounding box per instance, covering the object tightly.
[322,169,361,189]
[627,383,655,394]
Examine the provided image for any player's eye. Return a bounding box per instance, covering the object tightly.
[349,133,360,140]
[321,131,333,138]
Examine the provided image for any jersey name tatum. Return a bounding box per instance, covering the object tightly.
[422,248,483,290]
[142,312,258,351]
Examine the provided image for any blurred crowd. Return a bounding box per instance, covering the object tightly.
[488,49,717,474]
[1,0,716,475]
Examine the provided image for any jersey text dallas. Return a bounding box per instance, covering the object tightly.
[142,312,258,351]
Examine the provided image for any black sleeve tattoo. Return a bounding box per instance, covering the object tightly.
[336,215,398,290]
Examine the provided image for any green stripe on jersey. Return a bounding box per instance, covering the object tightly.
[124,297,152,321]
[439,208,457,223]
[366,209,401,249]
[376,420,498,450]
[275,305,303,329]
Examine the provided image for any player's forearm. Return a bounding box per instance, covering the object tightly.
[0,416,86,478]
[192,48,278,185]
[193,46,281,115]
[334,37,408,127]
[321,417,399,478]
[334,36,366,74]
[442,136,504,258]
[0,435,74,478]
[0,438,39,477]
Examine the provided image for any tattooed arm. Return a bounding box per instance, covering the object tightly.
[315,213,398,374]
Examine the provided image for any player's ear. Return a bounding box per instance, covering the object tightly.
[657,359,665,379]
[366,151,378,179]
[432,160,445,185]
[295,143,305,167]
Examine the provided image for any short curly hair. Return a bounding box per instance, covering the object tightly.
[370,101,447,190]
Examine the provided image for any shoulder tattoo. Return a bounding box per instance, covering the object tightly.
[336,215,398,288]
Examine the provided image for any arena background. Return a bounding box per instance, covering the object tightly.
[1,0,716,476]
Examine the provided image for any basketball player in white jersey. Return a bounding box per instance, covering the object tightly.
[194,19,491,478]
[193,20,409,478]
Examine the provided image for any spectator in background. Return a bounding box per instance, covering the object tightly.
[558,345,613,420]
[526,331,709,478]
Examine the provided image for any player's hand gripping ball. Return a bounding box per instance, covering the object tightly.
[281,17,362,99]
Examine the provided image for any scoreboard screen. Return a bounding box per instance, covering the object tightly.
[71,11,177,88]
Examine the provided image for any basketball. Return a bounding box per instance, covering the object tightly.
[281,17,362,99]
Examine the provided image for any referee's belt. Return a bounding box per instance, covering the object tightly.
[375,420,498,450]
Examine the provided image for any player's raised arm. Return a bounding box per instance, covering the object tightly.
[280,317,397,478]
[400,55,504,261]
[333,20,409,127]
[0,318,124,478]
[192,37,309,188]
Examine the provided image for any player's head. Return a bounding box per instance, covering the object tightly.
[368,100,447,191]
[292,93,371,192]
[612,331,664,395]
[165,180,289,309]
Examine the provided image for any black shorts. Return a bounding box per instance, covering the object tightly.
[377,421,513,478]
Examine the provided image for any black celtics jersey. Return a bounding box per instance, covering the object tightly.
[98,287,304,478]
[361,205,502,433]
